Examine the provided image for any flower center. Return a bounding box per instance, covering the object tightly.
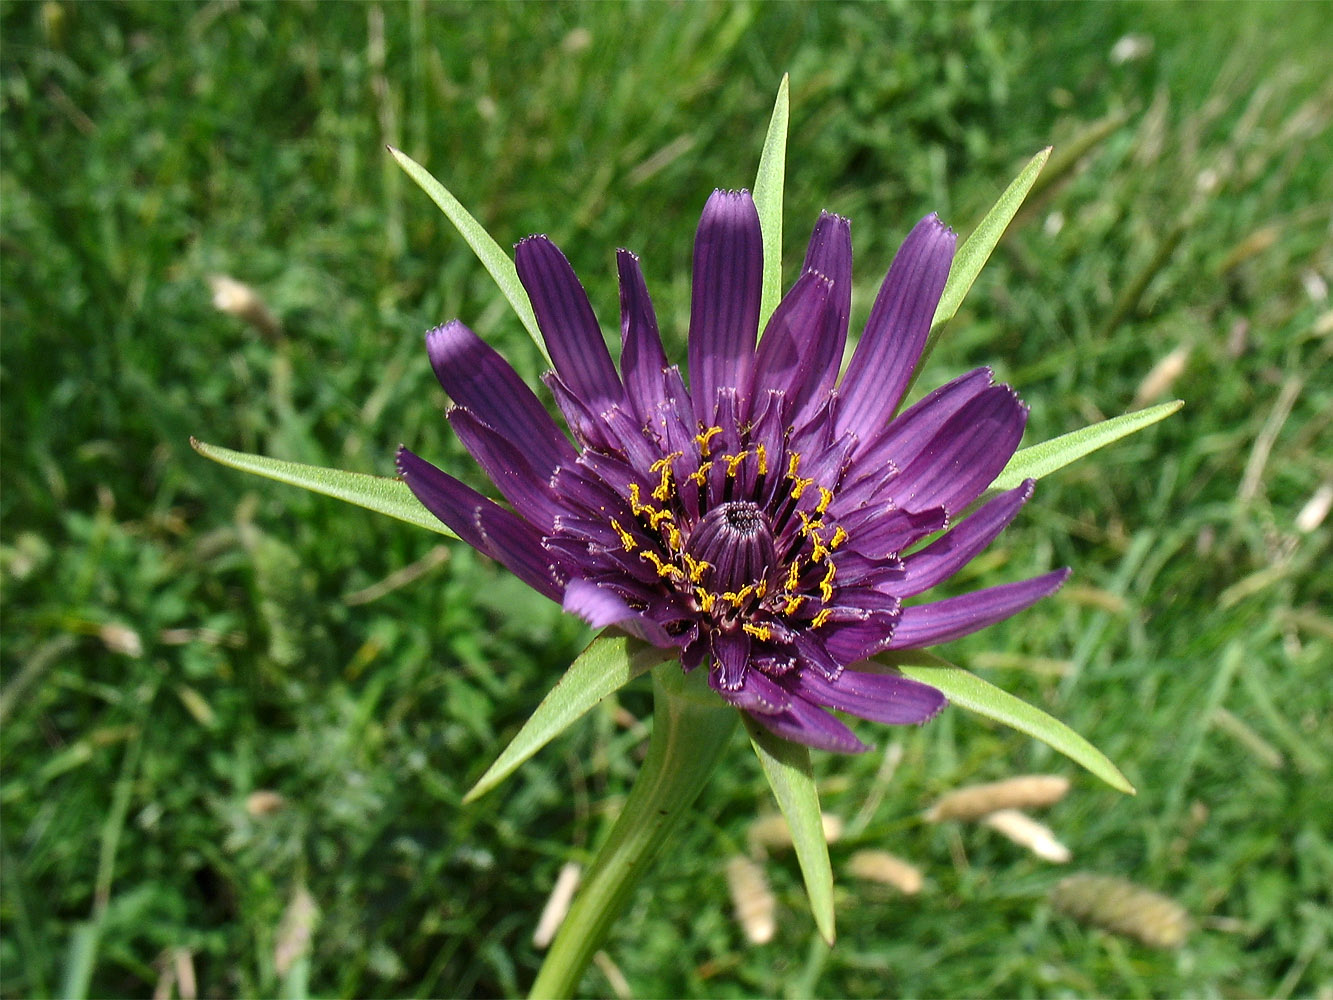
[687,500,776,593]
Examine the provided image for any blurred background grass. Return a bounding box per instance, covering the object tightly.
[2,1,1330,997]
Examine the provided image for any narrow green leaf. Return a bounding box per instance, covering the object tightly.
[744,717,836,945]
[191,438,456,539]
[464,634,668,803]
[930,147,1050,341]
[388,146,550,365]
[752,74,789,330]
[881,650,1135,795]
[991,400,1183,494]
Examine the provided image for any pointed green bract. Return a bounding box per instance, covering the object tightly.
[744,717,836,945]
[388,146,551,365]
[464,634,668,803]
[752,75,789,330]
[915,147,1051,377]
[991,400,1183,494]
[190,438,457,539]
[880,651,1135,795]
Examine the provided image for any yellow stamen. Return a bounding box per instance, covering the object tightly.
[819,562,837,602]
[610,519,637,552]
[681,553,711,583]
[695,588,716,613]
[829,526,848,550]
[787,453,801,479]
[725,450,750,477]
[695,426,722,457]
[783,594,806,615]
[743,623,773,641]
[816,487,834,515]
[754,443,768,476]
[790,476,814,500]
[810,608,833,629]
[686,461,713,488]
[785,559,803,593]
[722,584,755,607]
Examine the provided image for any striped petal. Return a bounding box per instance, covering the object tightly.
[687,189,762,423]
[836,215,956,442]
[425,321,574,477]
[890,568,1071,649]
[897,480,1035,596]
[515,235,622,413]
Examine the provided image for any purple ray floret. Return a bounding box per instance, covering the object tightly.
[398,190,1070,752]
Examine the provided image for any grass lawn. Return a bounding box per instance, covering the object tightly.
[3,2,1330,997]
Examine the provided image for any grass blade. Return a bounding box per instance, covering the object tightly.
[991,400,1183,493]
[744,717,836,945]
[464,634,668,803]
[880,650,1135,795]
[752,74,789,330]
[191,438,457,539]
[388,146,550,365]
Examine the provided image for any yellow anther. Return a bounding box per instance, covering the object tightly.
[754,443,768,476]
[829,526,848,550]
[640,549,683,580]
[819,562,837,602]
[790,476,814,500]
[686,461,713,487]
[695,588,716,613]
[787,453,802,479]
[649,452,682,474]
[628,482,646,515]
[695,426,723,457]
[783,594,806,615]
[681,553,710,583]
[755,579,768,599]
[785,558,803,593]
[725,450,750,477]
[816,487,834,515]
[650,451,684,501]
[810,538,830,564]
[648,506,676,532]
[810,608,833,629]
[722,584,755,607]
[743,623,773,641]
[610,519,637,552]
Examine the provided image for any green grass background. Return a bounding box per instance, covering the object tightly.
[3,2,1330,997]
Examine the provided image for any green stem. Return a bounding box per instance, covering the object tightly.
[529,663,737,999]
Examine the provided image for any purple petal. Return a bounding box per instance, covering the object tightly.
[819,613,901,664]
[425,321,574,477]
[890,568,1071,648]
[397,447,564,601]
[792,212,853,419]
[616,249,671,426]
[796,668,946,725]
[848,366,994,479]
[744,694,870,753]
[687,189,762,423]
[747,270,834,410]
[839,506,948,560]
[447,407,564,532]
[562,578,671,645]
[835,215,956,442]
[888,384,1028,514]
[726,668,791,716]
[897,480,1035,596]
[515,236,622,412]
[711,629,751,691]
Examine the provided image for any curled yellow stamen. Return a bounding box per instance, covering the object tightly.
[695,588,716,613]
[754,443,768,476]
[695,426,723,456]
[785,558,803,593]
[819,562,837,602]
[829,526,848,550]
[722,584,756,607]
[790,476,814,500]
[816,487,834,515]
[610,519,637,552]
[686,461,713,488]
[743,623,773,641]
[725,450,750,477]
[783,594,806,615]
[810,608,833,629]
[681,553,710,583]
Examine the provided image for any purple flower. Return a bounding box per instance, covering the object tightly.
[398,190,1069,753]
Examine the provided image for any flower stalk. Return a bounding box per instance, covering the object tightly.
[529,664,736,999]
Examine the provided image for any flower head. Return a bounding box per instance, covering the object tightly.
[398,190,1068,752]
